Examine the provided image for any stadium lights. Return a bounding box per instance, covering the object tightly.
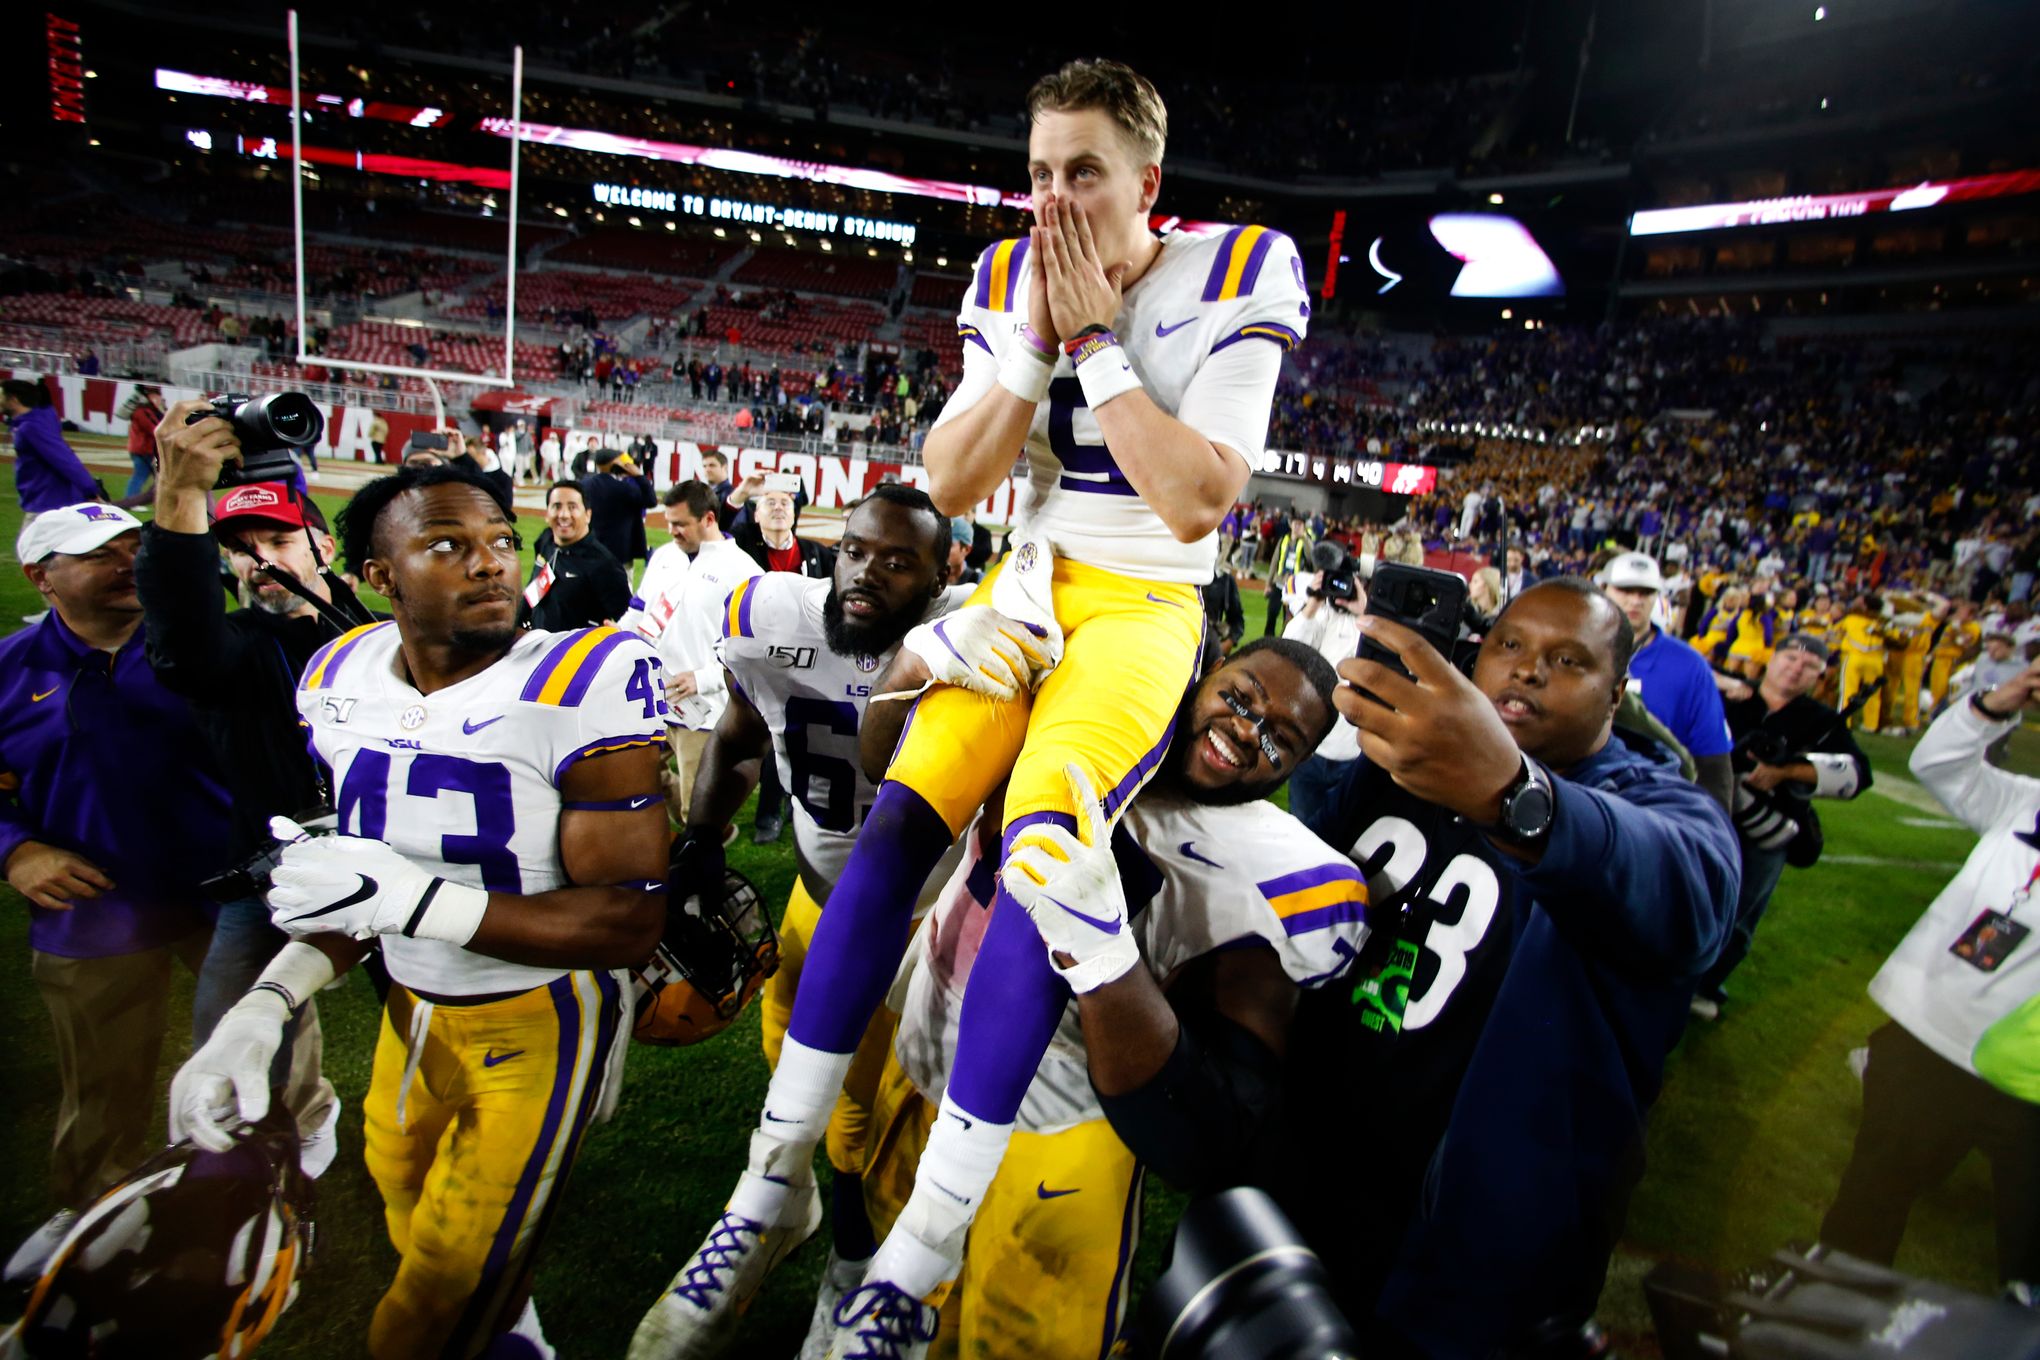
[936,255,948,267]
[1501,308,1513,319]
[1814,6,1826,18]
[713,227,726,237]
[904,250,913,262]
[628,215,641,226]
[553,205,567,216]
[1488,192,1504,204]
[867,247,878,257]
[820,239,832,251]
[665,221,676,231]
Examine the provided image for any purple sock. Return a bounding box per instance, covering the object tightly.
[945,814,1078,1124]
[785,781,955,1054]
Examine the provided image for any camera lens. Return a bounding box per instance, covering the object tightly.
[1140,1189,1359,1360]
[248,393,323,448]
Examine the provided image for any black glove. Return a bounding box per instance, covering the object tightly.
[669,831,727,920]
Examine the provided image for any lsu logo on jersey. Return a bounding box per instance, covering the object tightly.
[1015,540,1041,575]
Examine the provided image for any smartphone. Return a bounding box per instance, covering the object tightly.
[1353,563,1470,704]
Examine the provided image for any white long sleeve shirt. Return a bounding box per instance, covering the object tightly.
[1870,699,2040,1083]
[653,538,760,731]
[1281,600,1365,762]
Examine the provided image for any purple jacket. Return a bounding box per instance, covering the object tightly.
[7,405,99,513]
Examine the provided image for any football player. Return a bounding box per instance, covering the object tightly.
[822,638,1360,1357]
[631,492,1029,1357]
[656,57,1310,1356]
[168,463,671,1360]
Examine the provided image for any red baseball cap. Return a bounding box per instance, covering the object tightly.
[212,482,327,537]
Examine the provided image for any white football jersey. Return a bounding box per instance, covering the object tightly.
[297,620,669,998]
[935,225,1310,584]
[894,789,1369,1133]
[717,574,972,898]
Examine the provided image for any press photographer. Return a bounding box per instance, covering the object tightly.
[1695,632,1871,1018]
[131,396,373,1165]
[1281,540,1367,834]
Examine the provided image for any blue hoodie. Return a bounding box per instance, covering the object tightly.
[8,404,100,513]
[1272,728,1739,1357]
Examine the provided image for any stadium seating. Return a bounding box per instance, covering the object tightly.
[730,247,898,301]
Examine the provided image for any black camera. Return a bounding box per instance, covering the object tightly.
[1733,726,1801,773]
[199,809,337,904]
[1136,1188,1358,1359]
[1306,540,1360,605]
[187,392,324,488]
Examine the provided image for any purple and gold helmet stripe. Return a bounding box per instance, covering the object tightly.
[1209,321,1303,354]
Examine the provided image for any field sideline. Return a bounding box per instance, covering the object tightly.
[0,486,2031,1357]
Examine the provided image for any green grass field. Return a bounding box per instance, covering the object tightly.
[0,486,2032,1357]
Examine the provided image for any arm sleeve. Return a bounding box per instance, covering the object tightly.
[1677,662,1736,758]
[133,523,257,696]
[1808,718,1871,798]
[928,331,1001,431]
[1174,340,1285,464]
[1281,605,1328,648]
[1509,766,1740,984]
[1094,1008,1281,1193]
[1908,699,2035,833]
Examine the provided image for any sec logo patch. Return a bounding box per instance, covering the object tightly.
[400,704,428,731]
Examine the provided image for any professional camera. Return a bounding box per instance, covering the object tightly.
[1728,726,1823,866]
[1134,1188,1359,1359]
[1732,725,1802,773]
[1306,540,1360,605]
[199,809,338,904]
[187,392,324,488]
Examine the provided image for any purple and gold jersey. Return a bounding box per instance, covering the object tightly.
[717,575,971,898]
[936,225,1310,584]
[297,621,668,998]
[895,791,1368,1133]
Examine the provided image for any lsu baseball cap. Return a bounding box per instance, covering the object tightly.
[17,502,143,564]
[212,482,327,538]
[1604,551,1665,593]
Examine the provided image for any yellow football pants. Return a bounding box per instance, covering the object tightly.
[1840,654,1886,730]
[862,1054,1145,1360]
[1890,653,1929,729]
[761,875,898,1176]
[1928,657,1959,716]
[362,973,621,1360]
[886,551,1204,838]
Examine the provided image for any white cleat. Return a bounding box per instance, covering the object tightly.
[824,1281,939,1360]
[797,1248,871,1360]
[628,1178,821,1360]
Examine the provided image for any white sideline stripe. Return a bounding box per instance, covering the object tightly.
[1867,775,1954,816]
[1825,855,1965,871]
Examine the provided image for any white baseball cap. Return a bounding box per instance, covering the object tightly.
[17,503,143,564]
[1604,551,1665,593]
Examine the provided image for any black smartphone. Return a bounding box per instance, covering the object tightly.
[1353,563,1470,704]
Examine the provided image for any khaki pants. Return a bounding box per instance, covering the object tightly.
[665,726,712,825]
[32,934,210,1205]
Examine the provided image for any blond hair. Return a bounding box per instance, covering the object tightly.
[1026,59,1168,166]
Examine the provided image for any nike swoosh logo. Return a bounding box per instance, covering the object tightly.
[1047,894,1122,936]
[630,795,656,809]
[30,688,57,702]
[944,1109,974,1131]
[1154,318,1195,338]
[297,874,380,919]
[1036,1182,1080,1200]
[1145,593,1183,607]
[463,715,504,734]
[1179,841,1224,869]
[482,1049,524,1067]
[764,1110,797,1124]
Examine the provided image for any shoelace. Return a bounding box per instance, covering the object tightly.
[670,1212,760,1311]
[831,1282,938,1360]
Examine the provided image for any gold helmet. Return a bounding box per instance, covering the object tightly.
[631,847,778,1047]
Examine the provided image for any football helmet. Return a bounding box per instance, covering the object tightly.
[632,837,779,1046]
[3,1110,313,1359]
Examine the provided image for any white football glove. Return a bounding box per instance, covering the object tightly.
[167,941,332,1151]
[1000,764,1140,993]
[264,815,488,945]
[901,606,1061,703]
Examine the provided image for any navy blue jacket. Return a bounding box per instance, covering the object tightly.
[1273,728,1738,1357]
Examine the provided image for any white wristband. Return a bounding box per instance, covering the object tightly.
[1051,933,1141,994]
[996,345,1055,405]
[252,940,338,1010]
[1073,338,1143,410]
[408,879,490,947]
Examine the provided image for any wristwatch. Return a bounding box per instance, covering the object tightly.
[1490,753,1556,846]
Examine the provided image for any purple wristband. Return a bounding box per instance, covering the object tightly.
[1018,323,1056,361]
